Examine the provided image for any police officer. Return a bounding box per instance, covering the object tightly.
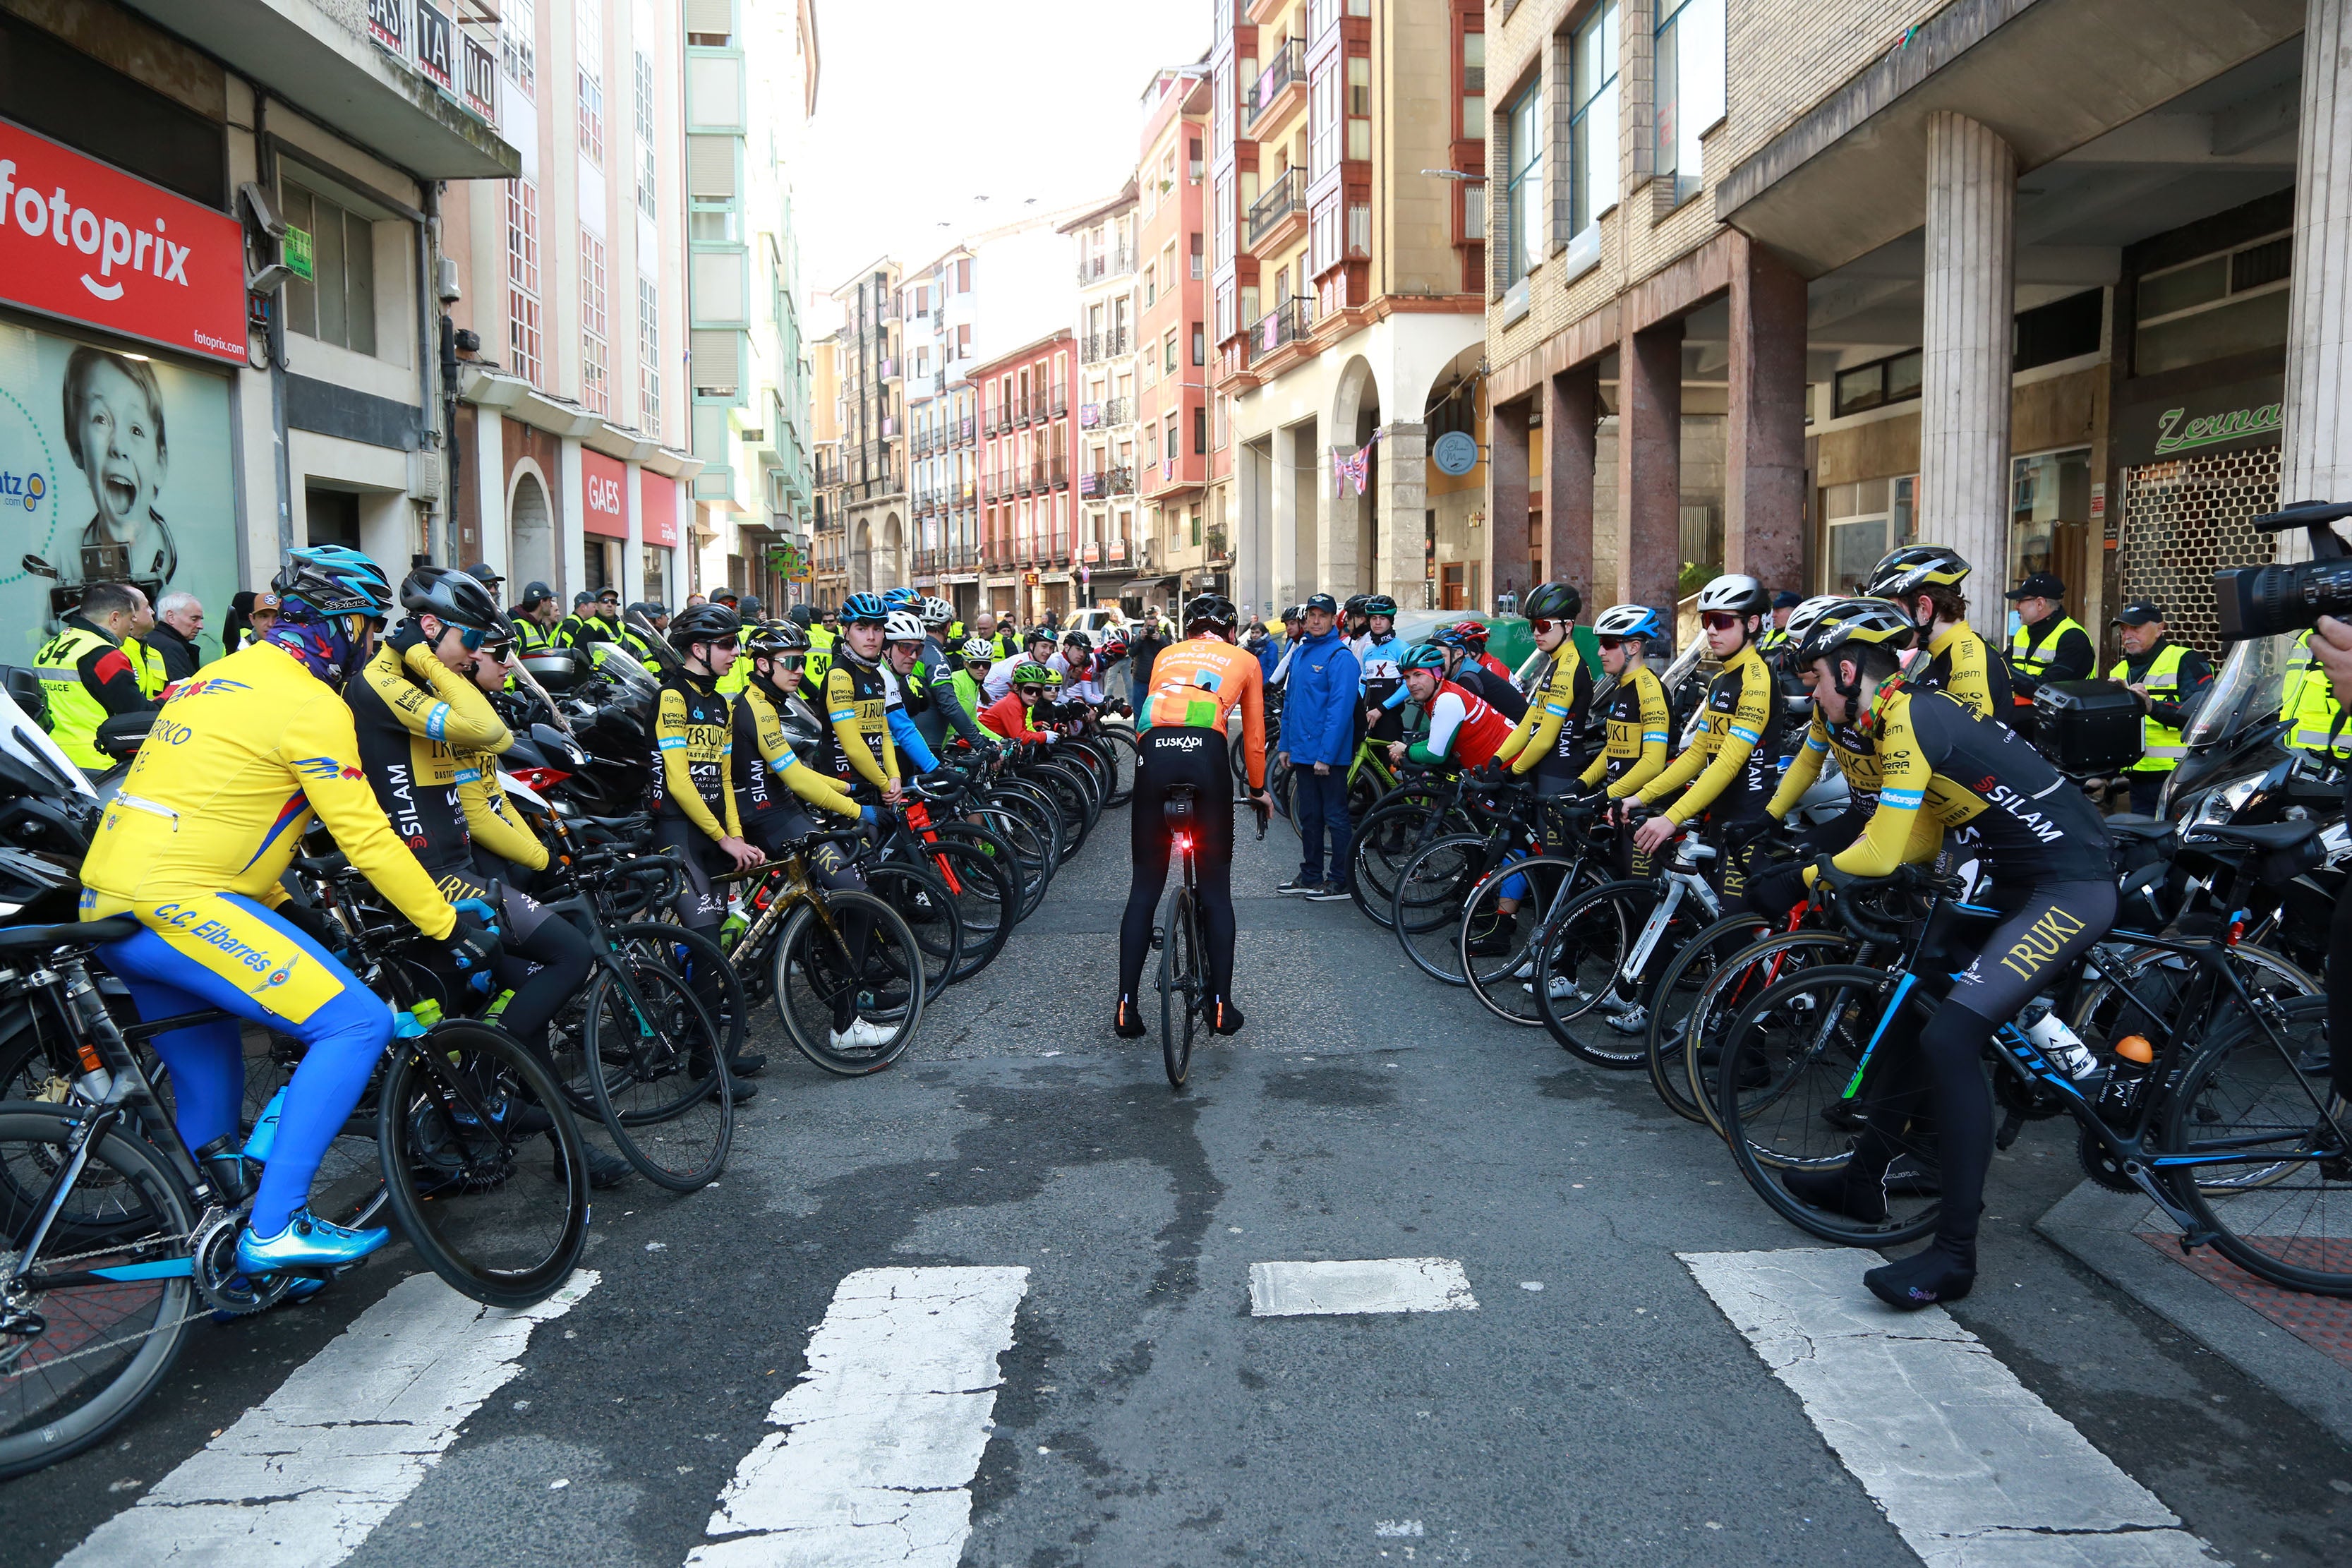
[2280,627,2352,768]
[2109,601,2210,816]
[116,585,170,699]
[510,581,561,655]
[1758,591,1802,653]
[34,580,157,773]
[2003,571,2093,742]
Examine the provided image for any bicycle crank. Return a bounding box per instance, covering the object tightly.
[192,1207,291,1316]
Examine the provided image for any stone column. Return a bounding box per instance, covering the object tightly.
[1919,109,2016,635]
[2280,0,2352,561]
[1618,318,1683,617]
[1543,366,1598,598]
[1487,397,1533,610]
[1726,235,1809,591]
[558,438,587,599]
[1379,420,1429,607]
[622,461,645,605]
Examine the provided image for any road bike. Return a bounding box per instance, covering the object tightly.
[1154,788,1269,1090]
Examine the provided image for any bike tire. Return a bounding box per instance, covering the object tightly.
[581,958,733,1192]
[771,892,926,1075]
[1162,885,1198,1090]
[0,1105,199,1481]
[1638,912,1782,1123]
[1689,931,1860,1140]
[1346,800,1455,930]
[1095,725,1138,807]
[613,922,749,1066]
[378,1022,591,1308]
[865,861,965,999]
[912,837,1014,981]
[1389,833,1496,987]
[1458,855,1602,1026]
[1531,881,1654,1067]
[940,820,1047,926]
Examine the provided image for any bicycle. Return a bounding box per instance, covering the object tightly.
[1531,812,1727,1066]
[1154,788,1270,1090]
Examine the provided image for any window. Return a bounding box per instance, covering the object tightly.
[1165,330,1178,374]
[1569,3,1620,235]
[1461,32,1485,140]
[1193,405,1207,454]
[1502,78,1543,287]
[577,3,603,166]
[580,234,609,414]
[1823,478,1917,594]
[1311,60,1341,178]
[1189,136,1204,182]
[634,51,657,219]
[2009,450,2091,599]
[1192,324,1205,366]
[1347,58,1370,161]
[1832,348,1922,418]
[282,183,376,356]
[1166,420,1178,465]
[1190,232,1205,279]
[1655,0,1724,207]
[1144,264,1157,307]
[2015,288,2104,371]
[507,180,541,384]
[2134,234,2292,376]
[501,0,535,95]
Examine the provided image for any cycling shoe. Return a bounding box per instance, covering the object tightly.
[1781,1163,1890,1224]
[1209,997,1246,1036]
[237,1208,389,1272]
[1114,996,1147,1039]
[578,1144,634,1190]
[1864,1238,1976,1310]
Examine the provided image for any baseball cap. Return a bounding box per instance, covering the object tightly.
[463,562,505,587]
[573,591,598,607]
[1303,592,1339,615]
[2111,599,2164,627]
[1772,591,1803,610]
[2004,572,2067,600]
[517,581,557,609]
[251,591,282,614]
[712,588,740,604]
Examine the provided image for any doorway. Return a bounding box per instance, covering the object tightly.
[304,487,362,550]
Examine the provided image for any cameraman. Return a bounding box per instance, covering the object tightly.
[2310,615,2352,1123]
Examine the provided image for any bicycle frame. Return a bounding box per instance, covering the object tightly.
[1612,836,1723,994]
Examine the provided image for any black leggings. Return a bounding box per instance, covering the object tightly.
[448,860,593,1061]
[1119,728,1237,1003]
[2329,879,2352,1105]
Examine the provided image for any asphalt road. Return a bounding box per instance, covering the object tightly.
[8,812,2352,1567]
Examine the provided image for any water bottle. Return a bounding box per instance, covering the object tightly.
[242,1086,288,1164]
[2020,997,2102,1082]
[2096,1035,2157,1122]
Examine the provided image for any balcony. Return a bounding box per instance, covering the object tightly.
[1079,466,1137,500]
[1047,386,1069,418]
[1207,524,1231,562]
[1082,328,1132,365]
[879,356,900,382]
[1244,39,1304,131]
[960,416,977,442]
[1076,248,1138,286]
[1246,168,1308,251]
[1247,296,1315,365]
[1104,395,1135,427]
[1049,457,1070,490]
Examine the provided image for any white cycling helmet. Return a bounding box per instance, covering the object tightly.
[918,595,954,628]
[960,636,996,662]
[1780,593,1843,646]
[1591,603,1668,641]
[1694,573,1771,619]
[884,610,926,644]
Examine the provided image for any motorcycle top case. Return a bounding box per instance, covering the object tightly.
[2032,679,2146,774]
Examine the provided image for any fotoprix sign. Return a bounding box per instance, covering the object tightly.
[0,120,247,366]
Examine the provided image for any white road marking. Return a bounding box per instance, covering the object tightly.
[1248,1258,1478,1317]
[59,1270,599,1568]
[1682,1249,2226,1567]
[688,1265,1030,1568]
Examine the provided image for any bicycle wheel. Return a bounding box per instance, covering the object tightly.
[1715,965,1941,1247]
[1094,725,1138,807]
[992,782,1068,872]
[1391,833,1498,987]
[580,957,733,1192]
[866,861,964,999]
[614,922,749,1066]
[1638,912,1780,1123]
[1459,855,1600,1023]
[0,1107,198,1480]
[912,837,1013,981]
[965,806,1054,916]
[378,1021,591,1308]
[1689,931,1861,1138]
[772,892,926,1075]
[2164,996,2352,1296]
[2069,941,2319,1060]
[1161,885,1200,1089]
[1531,881,1652,1067]
[1346,800,1459,929]
[941,819,1047,927]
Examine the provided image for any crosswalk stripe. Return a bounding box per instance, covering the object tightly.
[57,1270,599,1568]
[688,1265,1030,1568]
[1682,1248,2225,1567]
[1248,1258,1478,1317]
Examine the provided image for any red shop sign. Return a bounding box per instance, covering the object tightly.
[0,119,248,366]
[639,468,678,548]
[582,450,628,540]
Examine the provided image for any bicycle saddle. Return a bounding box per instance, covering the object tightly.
[2192,819,2322,851]
[0,914,139,951]
[2104,816,2173,843]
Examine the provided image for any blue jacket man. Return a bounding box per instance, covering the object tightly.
[1280,623,1358,766]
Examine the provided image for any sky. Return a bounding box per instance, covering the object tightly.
[792,0,1210,313]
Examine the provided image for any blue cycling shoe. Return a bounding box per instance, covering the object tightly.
[236,1208,389,1272]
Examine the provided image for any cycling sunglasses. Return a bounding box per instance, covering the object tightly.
[705,636,742,654]
[1529,617,1564,635]
[476,638,517,663]
[1700,611,1745,632]
[1016,684,1047,698]
[1596,635,1625,651]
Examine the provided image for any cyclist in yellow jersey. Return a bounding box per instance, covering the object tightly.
[1626,574,1781,895]
[1862,544,2010,721]
[80,546,499,1277]
[1576,604,1673,878]
[823,593,902,802]
[1492,580,1596,790]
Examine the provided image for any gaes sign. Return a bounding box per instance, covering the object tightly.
[0,119,248,366]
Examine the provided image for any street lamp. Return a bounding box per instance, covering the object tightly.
[1419,169,1488,182]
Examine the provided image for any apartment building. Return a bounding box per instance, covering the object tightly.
[1485,0,2342,663]
[902,249,981,617]
[1210,0,1489,617]
[1063,185,1143,607]
[682,0,821,609]
[1135,66,1218,609]
[809,325,848,606]
[830,259,906,593]
[975,332,1079,623]
[0,0,520,661]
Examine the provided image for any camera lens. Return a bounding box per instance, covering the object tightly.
[2216,560,2352,640]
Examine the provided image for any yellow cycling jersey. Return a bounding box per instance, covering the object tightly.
[454,747,550,872]
[741,683,862,820]
[652,669,743,843]
[1768,709,1944,867]
[1495,640,1595,776]
[824,656,898,792]
[1578,664,1671,800]
[1638,644,1778,826]
[347,634,513,873]
[80,641,455,940]
[1921,621,2007,720]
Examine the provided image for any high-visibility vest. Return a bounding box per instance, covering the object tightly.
[514,616,555,653]
[33,624,116,768]
[119,634,169,699]
[2109,642,2188,773]
[2008,615,2088,702]
[2281,631,2352,759]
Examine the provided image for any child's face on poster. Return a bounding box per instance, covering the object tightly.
[75,358,167,537]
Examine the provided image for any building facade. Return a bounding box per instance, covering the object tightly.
[975,332,1078,623]
[809,325,848,606]
[830,258,905,593]
[1136,66,1217,608]
[1063,185,1143,607]
[902,248,981,617]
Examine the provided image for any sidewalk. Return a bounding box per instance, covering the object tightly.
[2037,1178,2352,1445]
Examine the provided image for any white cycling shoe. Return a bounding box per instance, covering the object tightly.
[829,1017,896,1052]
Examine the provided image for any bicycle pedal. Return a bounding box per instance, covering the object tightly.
[1150,926,1164,950]
[2178,1229,2219,1255]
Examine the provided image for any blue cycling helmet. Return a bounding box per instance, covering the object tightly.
[1429,626,1469,649]
[272,545,392,619]
[1399,641,1452,673]
[879,587,919,609]
[1592,603,1667,642]
[840,592,889,625]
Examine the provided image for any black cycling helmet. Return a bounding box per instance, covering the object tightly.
[1281,603,1305,623]
[1521,579,1584,623]
[745,618,809,656]
[399,563,505,632]
[1341,593,1369,618]
[668,601,743,652]
[1794,597,1916,704]
[1183,593,1239,635]
[1864,544,1972,609]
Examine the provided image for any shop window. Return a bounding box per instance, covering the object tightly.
[1654,0,1724,207]
[1832,348,1921,418]
[1821,476,1917,596]
[1568,2,1620,236]
[284,183,378,356]
[2010,448,2092,618]
[2133,231,2293,377]
[2015,289,2103,372]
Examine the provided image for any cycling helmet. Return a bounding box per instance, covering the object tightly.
[1363,593,1399,620]
[1429,625,1469,649]
[840,592,888,625]
[272,545,393,620]
[1342,593,1369,620]
[1061,629,1092,650]
[1522,579,1584,623]
[1592,603,1667,641]
[1011,661,1056,685]
[960,637,998,663]
[1024,627,1059,647]
[399,564,505,632]
[1793,598,1917,701]
[880,587,919,609]
[883,610,927,644]
[1399,641,1451,673]
[1183,593,1240,635]
[1864,544,1972,604]
[1097,635,1128,662]
[1449,619,1492,646]
[788,604,819,629]
[1780,593,1843,649]
[1694,573,1772,620]
[1281,604,1305,623]
[917,595,954,628]
[745,619,809,656]
[668,601,744,651]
